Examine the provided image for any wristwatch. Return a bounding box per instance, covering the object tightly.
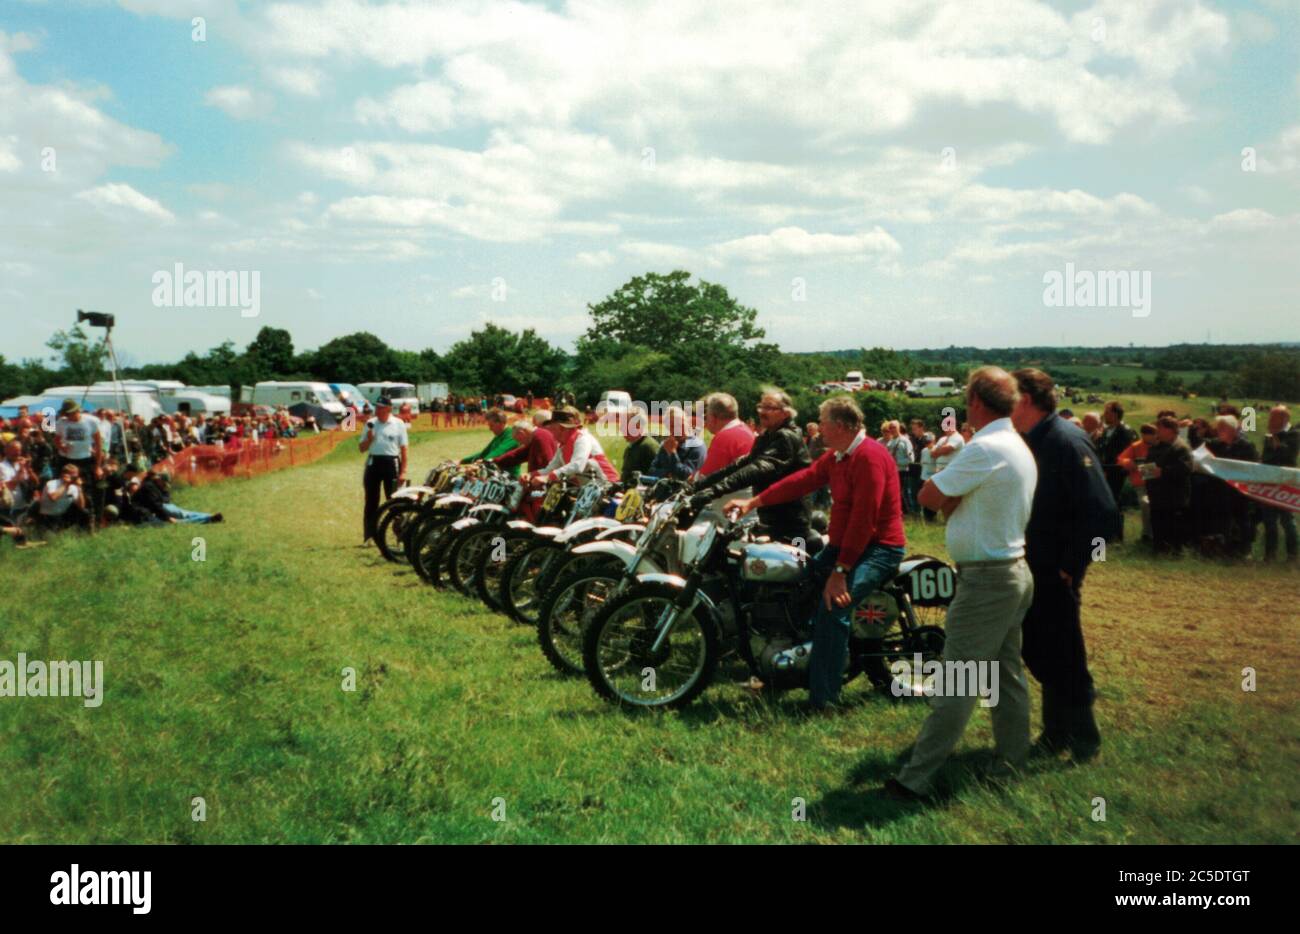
[833,564,849,575]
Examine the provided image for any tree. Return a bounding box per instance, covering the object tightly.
[245,327,295,379]
[440,324,569,394]
[304,332,399,383]
[46,326,106,386]
[585,271,766,351]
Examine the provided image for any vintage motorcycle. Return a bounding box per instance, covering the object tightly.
[581,502,951,709]
[371,460,462,563]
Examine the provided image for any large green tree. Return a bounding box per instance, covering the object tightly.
[46,326,107,386]
[245,326,295,379]
[440,323,568,394]
[304,332,399,383]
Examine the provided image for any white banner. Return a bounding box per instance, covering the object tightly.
[1192,447,1300,513]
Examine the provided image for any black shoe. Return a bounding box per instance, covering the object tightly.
[1064,703,1102,762]
[210,513,224,524]
[882,778,927,803]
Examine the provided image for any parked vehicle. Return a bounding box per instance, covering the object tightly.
[249,381,346,417]
[358,382,420,412]
[417,383,450,408]
[905,376,961,398]
[37,387,164,420]
[330,383,371,414]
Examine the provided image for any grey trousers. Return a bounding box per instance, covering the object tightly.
[896,559,1034,796]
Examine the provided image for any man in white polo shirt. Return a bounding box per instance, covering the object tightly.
[359,396,409,544]
[887,366,1038,801]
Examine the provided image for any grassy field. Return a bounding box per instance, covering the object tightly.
[2,420,1297,844]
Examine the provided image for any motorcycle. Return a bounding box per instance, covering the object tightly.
[372,461,460,563]
[581,502,951,709]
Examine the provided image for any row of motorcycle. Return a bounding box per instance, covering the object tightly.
[368,460,954,709]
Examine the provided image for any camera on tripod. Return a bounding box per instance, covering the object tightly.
[77,309,115,329]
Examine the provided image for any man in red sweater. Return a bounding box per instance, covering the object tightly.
[492,419,559,522]
[698,392,755,477]
[728,396,905,709]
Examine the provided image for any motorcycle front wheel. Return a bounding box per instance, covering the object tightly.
[582,582,719,709]
[537,557,625,676]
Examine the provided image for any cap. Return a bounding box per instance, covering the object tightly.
[376,397,393,408]
[59,399,81,415]
[549,405,581,426]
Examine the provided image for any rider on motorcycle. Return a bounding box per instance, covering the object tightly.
[690,388,811,544]
[727,395,906,710]
[537,406,620,484]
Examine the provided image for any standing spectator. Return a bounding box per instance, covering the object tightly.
[1116,424,1158,543]
[959,421,974,444]
[1098,402,1137,541]
[1144,416,1195,556]
[882,421,914,515]
[889,367,1037,800]
[907,418,933,516]
[929,420,965,474]
[805,421,830,511]
[53,400,103,531]
[1011,368,1118,762]
[1080,412,1104,449]
[1206,414,1258,559]
[919,437,937,522]
[727,395,905,711]
[1260,405,1299,562]
[358,397,409,543]
[697,392,756,477]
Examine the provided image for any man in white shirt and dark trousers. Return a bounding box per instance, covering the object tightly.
[359,397,409,544]
[889,367,1038,801]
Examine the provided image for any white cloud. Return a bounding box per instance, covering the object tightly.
[355,81,455,133]
[204,84,272,120]
[574,249,615,267]
[265,65,323,97]
[75,182,174,222]
[711,226,901,264]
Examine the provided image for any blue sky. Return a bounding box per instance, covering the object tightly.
[2,0,1298,367]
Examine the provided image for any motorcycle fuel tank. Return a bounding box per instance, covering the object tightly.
[741,541,805,582]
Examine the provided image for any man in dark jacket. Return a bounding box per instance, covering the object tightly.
[1206,414,1258,558]
[1099,401,1136,540]
[619,415,660,484]
[692,389,812,543]
[1011,369,1119,762]
[1145,416,1195,556]
[1261,405,1299,562]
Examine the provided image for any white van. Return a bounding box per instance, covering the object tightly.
[595,390,634,416]
[250,381,345,416]
[843,371,865,390]
[357,382,420,411]
[41,386,165,420]
[905,377,961,398]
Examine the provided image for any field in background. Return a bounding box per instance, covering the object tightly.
[2,424,1297,843]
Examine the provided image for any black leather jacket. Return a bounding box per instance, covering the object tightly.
[696,419,812,535]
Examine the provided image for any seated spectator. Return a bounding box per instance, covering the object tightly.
[38,463,91,532]
[129,468,223,525]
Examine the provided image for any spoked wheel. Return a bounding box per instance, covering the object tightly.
[474,528,535,612]
[582,582,719,709]
[411,516,455,584]
[537,558,625,675]
[375,502,417,563]
[448,526,498,596]
[859,600,948,690]
[500,541,562,625]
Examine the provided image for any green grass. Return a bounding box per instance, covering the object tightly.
[2,427,1297,843]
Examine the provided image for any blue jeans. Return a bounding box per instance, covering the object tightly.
[157,504,217,524]
[808,542,906,707]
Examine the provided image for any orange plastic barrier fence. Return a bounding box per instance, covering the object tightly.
[160,430,349,487]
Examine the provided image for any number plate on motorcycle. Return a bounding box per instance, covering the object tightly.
[541,484,563,512]
[614,489,642,522]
